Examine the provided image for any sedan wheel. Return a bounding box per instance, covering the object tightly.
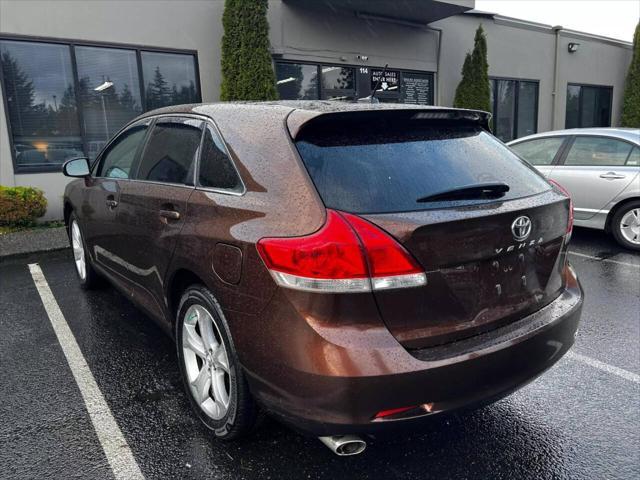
[182,304,231,420]
[612,201,640,251]
[619,208,640,246]
[71,220,87,280]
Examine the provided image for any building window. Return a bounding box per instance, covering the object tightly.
[141,51,199,110]
[274,61,434,105]
[0,40,83,169]
[75,46,143,159]
[565,84,612,129]
[490,79,539,142]
[275,62,318,100]
[0,36,201,173]
[321,66,356,100]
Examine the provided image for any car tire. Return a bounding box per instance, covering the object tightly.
[68,212,100,289]
[176,285,258,440]
[611,200,640,251]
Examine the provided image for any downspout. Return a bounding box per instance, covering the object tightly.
[551,25,563,130]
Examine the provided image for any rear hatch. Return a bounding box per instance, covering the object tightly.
[292,109,571,349]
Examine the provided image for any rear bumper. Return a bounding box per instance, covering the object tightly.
[247,264,583,436]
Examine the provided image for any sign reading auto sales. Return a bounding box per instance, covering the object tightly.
[371,69,399,91]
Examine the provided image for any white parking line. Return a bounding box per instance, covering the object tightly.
[568,251,640,269]
[566,351,640,384]
[28,264,144,480]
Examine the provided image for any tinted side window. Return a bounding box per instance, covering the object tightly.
[198,125,242,192]
[511,137,565,166]
[564,137,633,167]
[136,117,203,184]
[97,124,148,178]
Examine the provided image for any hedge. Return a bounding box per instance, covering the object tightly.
[0,186,47,226]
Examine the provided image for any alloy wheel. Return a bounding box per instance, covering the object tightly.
[619,208,640,245]
[71,220,87,280]
[182,304,231,420]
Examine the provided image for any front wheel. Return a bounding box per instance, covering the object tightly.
[176,285,258,440]
[611,201,640,251]
[68,212,100,289]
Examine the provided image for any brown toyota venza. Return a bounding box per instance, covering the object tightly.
[63,101,583,455]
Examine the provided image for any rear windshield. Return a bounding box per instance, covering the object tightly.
[295,121,550,214]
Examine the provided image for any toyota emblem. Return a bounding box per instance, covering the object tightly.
[511,216,532,241]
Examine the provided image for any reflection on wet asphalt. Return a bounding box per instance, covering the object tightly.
[0,227,638,479]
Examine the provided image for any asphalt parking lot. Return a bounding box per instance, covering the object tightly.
[1,228,638,480]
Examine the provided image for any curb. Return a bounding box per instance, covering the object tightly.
[0,226,70,260]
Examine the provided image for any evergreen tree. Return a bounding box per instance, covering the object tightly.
[220,0,277,101]
[56,84,79,134]
[118,83,139,113]
[453,25,491,112]
[0,51,35,135]
[220,0,239,101]
[146,67,170,109]
[621,22,640,127]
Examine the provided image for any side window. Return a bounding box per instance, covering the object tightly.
[136,117,203,184]
[564,136,633,167]
[97,124,148,178]
[510,137,565,166]
[626,146,640,166]
[198,125,243,192]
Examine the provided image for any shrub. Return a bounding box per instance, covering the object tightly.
[220,0,277,101]
[0,186,47,226]
[453,25,491,112]
[621,22,640,127]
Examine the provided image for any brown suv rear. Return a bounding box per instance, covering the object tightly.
[62,102,583,454]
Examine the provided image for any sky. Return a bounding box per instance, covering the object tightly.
[475,0,639,42]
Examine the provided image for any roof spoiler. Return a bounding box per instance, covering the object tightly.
[287,107,492,139]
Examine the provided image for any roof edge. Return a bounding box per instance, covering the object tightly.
[462,10,633,47]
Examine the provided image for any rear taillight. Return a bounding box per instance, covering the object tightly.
[256,210,426,293]
[549,179,573,236]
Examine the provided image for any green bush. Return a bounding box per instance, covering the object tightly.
[0,186,47,226]
[621,22,640,127]
[220,0,277,101]
[453,25,491,112]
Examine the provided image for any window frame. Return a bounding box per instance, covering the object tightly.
[93,112,246,195]
[556,134,639,167]
[565,83,613,129]
[195,121,246,196]
[490,76,540,142]
[0,33,201,174]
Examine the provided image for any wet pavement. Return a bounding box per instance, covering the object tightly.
[0,227,638,479]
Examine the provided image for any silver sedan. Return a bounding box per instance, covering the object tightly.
[508,128,640,250]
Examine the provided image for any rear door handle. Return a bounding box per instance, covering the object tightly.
[599,172,626,180]
[159,209,181,220]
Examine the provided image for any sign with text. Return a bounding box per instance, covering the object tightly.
[371,69,399,92]
[401,73,433,105]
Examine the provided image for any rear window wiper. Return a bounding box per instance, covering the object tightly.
[416,182,510,203]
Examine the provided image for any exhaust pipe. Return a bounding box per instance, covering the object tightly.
[318,435,366,456]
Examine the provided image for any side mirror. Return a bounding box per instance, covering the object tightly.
[62,157,91,178]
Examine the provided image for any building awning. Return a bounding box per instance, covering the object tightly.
[284,0,474,25]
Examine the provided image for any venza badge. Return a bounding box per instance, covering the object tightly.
[511,216,532,241]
